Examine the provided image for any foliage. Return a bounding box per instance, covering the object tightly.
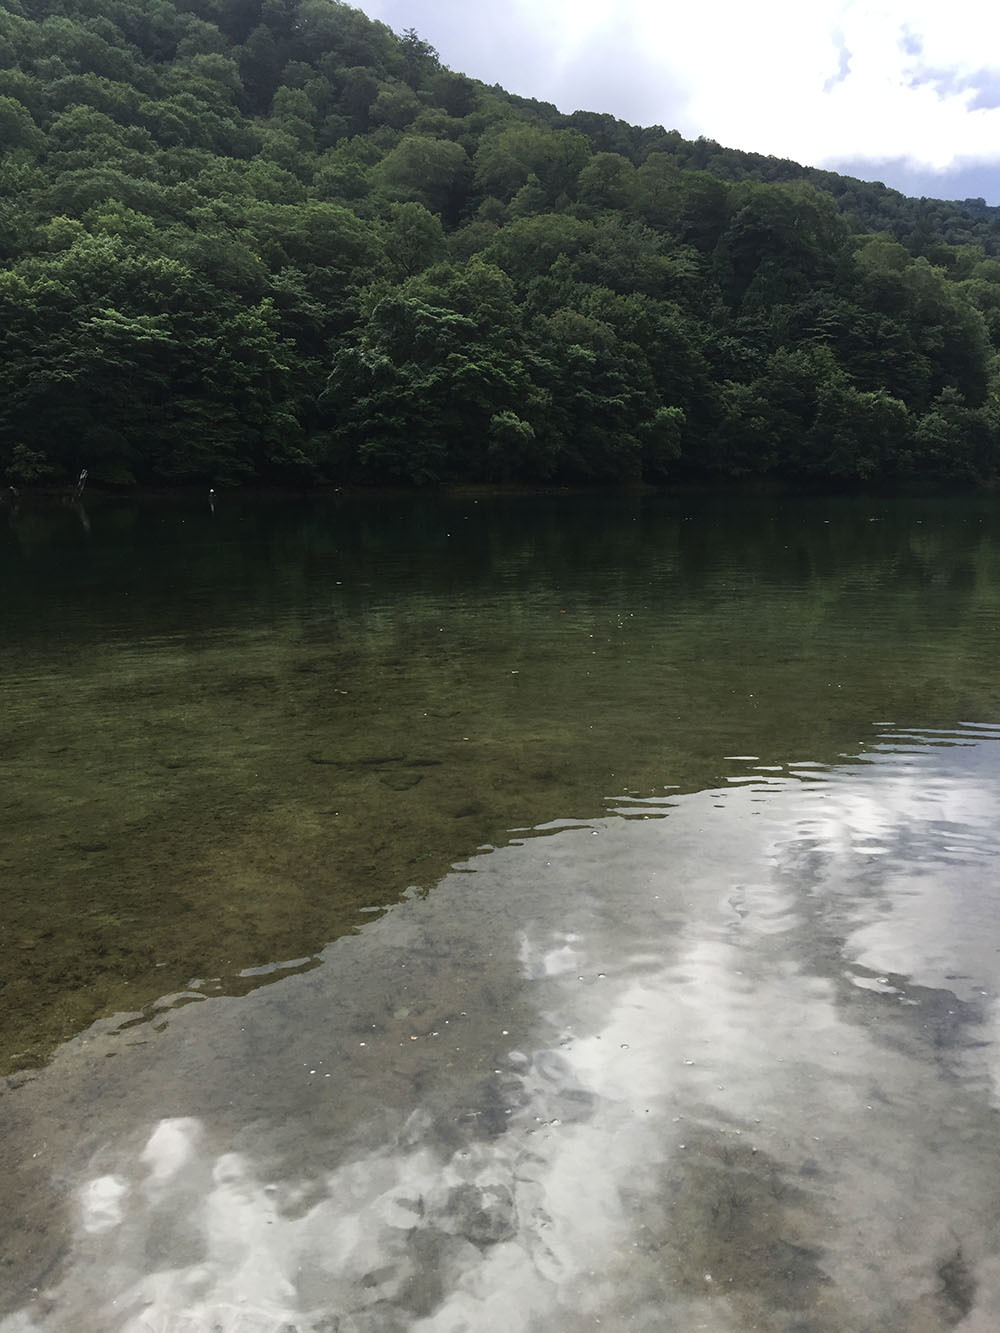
[1,0,999,489]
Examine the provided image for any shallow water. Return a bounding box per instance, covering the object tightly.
[3,493,1000,1329]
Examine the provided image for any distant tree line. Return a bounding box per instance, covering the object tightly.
[2,0,1000,488]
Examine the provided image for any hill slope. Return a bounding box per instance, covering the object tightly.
[2,0,999,488]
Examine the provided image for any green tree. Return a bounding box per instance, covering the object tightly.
[805,382,909,480]
[473,125,591,205]
[0,94,44,154]
[370,134,471,218]
[714,182,850,310]
[322,260,538,482]
[382,201,446,278]
[577,152,636,212]
[488,214,595,285]
[908,388,999,481]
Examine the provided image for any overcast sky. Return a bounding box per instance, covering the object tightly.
[352,0,1000,204]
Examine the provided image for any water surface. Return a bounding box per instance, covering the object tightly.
[3,493,1000,1329]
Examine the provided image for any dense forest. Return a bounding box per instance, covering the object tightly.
[3,0,1000,488]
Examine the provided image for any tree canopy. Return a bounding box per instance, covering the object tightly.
[2,0,1000,488]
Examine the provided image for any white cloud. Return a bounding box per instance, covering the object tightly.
[354,0,1000,200]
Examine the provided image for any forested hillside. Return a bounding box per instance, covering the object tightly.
[3,0,1000,488]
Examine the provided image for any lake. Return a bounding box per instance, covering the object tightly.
[3,491,1000,1331]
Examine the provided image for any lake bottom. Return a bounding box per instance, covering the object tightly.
[3,727,1000,1331]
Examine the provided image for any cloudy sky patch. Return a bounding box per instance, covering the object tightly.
[354,0,1000,203]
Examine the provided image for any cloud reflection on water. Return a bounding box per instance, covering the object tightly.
[5,727,1000,1330]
